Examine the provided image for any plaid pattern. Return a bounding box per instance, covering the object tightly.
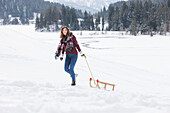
[56,35,73,56]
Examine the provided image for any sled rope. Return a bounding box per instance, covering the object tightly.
[84,55,96,85]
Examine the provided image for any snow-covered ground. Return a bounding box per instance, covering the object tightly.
[0,25,170,113]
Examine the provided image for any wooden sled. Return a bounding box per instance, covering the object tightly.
[89,78,115,91]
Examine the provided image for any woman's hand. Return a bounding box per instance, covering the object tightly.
[60,57,63,61]
[55,52,60,60]
[80,51,85,57]
[60,54,64,61]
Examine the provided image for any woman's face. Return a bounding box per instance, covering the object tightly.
[63,28,67,36]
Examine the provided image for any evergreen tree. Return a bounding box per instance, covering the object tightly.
[95,12,100,31]
[52,6,60,30]
[61,5,66,26]
[120,2,128,30]
[44,16,47,28]
[19,6,29,25]
[167,0,170,33]
[155,5,162,33]
[82,11,88,30]
[141,1,150,34]
[133,0,141,33]
[70,8,79,30]
[112,7,119,31]
[148,2,155,36]
[86,14,95,31]
[127,1,135,31]
[40,9,44,29]
[103,6,107,18]
[108,5,114,30]
[90,15,95,30]
[168,0,170,8]
[130,19,137,36]
[102,13,104,31]
[35,15,40,30]
[87,13,91,30]
[65,6,70,27]
[3,15,9,25]
[138,0,144,33]
[162,3,169,35]
[45,5,52,29]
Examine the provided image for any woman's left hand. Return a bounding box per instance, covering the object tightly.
[60,54,64,61]
[60,57,63,61]
[80,51,85,57]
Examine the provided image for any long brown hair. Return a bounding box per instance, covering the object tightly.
[60,26,70,38]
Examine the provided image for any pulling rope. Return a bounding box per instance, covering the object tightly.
[83,55,96,85]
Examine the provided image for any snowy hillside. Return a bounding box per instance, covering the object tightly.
[0,25,170,113]
[46,0,126,13]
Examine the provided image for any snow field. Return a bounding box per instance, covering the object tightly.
[0,25,170,113]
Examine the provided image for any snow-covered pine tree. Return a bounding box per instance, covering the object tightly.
[130,18,137,36]
[112,7,119,31]
[35,15,40,30]
[82,11,88,30]
[70,8,79,30]
[39,9,44,29]
[102,13,104,31]
[89,14,95,31]
[61,5,66,26]
[127,1,135,32]
[108,5,114,30]
[52,6,60,31]
[95,12,100,31]
[120,2,128,30]
[45,5,52,31]
[65,6,70,27]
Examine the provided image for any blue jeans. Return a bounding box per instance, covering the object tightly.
[64,54,78,82]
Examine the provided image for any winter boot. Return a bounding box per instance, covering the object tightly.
[71,81,76,86]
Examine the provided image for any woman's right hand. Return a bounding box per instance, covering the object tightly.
[55,53,60,60]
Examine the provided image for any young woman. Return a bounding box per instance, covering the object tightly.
[55,26,85,86]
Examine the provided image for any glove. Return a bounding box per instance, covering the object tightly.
[60,57,63,61]
[60,54,64,61]
[80,51,85,57]
[55,53,60,60]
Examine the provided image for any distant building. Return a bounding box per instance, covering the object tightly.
[29,20,35,24]
[77,18,84,26]
[8,15,21,25]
